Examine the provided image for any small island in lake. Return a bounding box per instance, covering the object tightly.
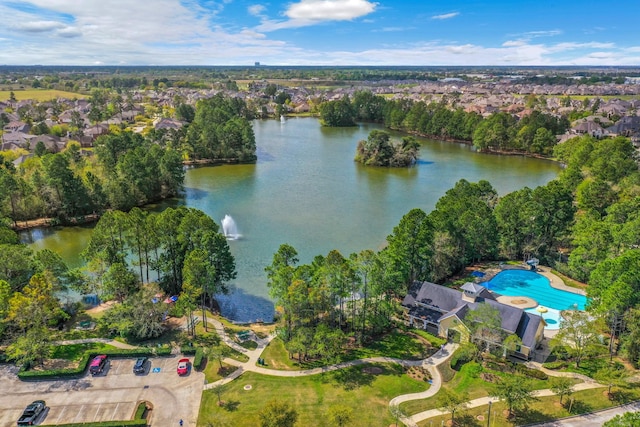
[354,130,420,167]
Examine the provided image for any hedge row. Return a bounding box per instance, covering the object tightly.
[52,420,146,427]
[193,347,204,370]
[18,348,157,380]
[181,345,197,355]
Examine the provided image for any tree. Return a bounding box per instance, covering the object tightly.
[466,303,503,352]
[327,404,353,427]
[550,376,574,405]
[438,389,468,424]
[5,326,51,367]
[389,404,405,427]
[8,273,67,330]
[551,310,603,368]
[259,400,298,427]
[603,411,640,426]
[210,383,226,406]
[102,262,139,302]
[208,344,230,369]
[384,208,433,289]
[620,308,640,367]
[319,96,355,127]
[492,376,536,418]
[594,364,628,397]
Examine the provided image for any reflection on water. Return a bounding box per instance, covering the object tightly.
[22,118,561,322]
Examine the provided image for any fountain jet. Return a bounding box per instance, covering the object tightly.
[221,215,240,240]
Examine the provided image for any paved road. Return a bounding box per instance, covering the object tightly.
[0,356,203,427]
[529,401,640,427]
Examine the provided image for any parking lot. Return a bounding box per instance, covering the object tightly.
[0,356,204,427]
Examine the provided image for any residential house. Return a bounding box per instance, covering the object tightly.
[402,281,545,360]
[572,120,606,138]
[606,116,640,137]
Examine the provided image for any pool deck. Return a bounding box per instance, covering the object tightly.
[535,266,587,296]
[495,295,538,309]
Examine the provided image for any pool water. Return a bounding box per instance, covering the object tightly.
[485,269,588,330]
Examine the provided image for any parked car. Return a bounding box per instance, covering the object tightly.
[17,400,46,426]
[89,355,108,375]
[133,357,148,374]
[176,358,190,376]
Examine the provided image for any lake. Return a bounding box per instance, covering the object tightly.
[21,118,562,322]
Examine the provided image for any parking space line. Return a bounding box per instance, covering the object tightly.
[111,402,120,421]
[73,405,85,423]
[55,406,67,424]
[113,360,120,375]
[93,404,102,422]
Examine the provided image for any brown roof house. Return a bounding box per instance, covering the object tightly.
[402,281,545,360]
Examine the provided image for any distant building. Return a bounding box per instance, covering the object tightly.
[255,62,261,67]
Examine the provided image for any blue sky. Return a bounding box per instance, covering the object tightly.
[0,0,639,66]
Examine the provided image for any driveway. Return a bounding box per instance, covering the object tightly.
[0,356,203,427]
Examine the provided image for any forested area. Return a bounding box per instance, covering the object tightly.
[0,93,258,224]
[269,133,640,366]
[0,132,183,223]
[184,94,257,162]
[0,206,235,363]
[319,90,570,155]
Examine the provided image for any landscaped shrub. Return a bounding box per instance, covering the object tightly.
[515,363,548,380]
[193,347,204,370]
[450,343,480,370]
[542,360,568,370]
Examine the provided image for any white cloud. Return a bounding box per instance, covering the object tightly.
[431,12,459,20]
[0,0,636,66]
[502,40,527,47]
[248,4,266,17]
[15,20,66,32]
[285,0,377,21]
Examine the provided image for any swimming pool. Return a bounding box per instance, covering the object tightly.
[485,269,588,329]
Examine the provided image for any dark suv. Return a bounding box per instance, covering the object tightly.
[89,355,108,375]
[133,357,148,374]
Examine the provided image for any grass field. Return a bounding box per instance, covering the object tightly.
[0,89,85,101]
[260,330,433,371]
[197,364,427,427]
[417,386,640,427]
[398,362,578,415]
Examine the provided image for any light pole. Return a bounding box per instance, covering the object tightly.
[486,400,492,427]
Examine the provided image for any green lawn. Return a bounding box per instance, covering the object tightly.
[260,330,431,371]
[0,89,84,101]
[202,358,239,383]
[417,386,640,426]
[399,362,578,415]
[198,364,427,427]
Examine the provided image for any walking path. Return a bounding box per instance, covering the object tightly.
[54,317,626,427]
[52,337,138,350]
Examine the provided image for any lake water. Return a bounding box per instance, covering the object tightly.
[21,118,562,322]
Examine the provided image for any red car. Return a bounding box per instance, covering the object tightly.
[89,355,108,376]
[176,358,190,376]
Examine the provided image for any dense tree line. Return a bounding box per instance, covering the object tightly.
[318,91,569,156]
[0,131,184,223]
[185,94,257,162]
